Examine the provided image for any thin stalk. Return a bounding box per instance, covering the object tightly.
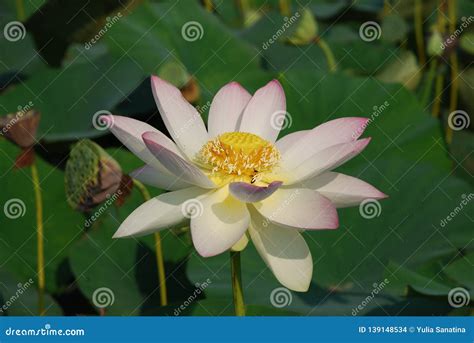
[230,251,246,316]
[278,0,291,16]
[414,0,426,65]
[15,0,25,21]
[446,0,458,144]
[132,179,168,306]
[31,163,45,316]
[432,0,446,118]
[315,38,337,73]
[432,71,444,117]
[203,0,213,12]
[421,58,438,107]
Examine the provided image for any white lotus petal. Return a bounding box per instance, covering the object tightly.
[143,131,216,189]
[281,138,371,185]
[151,75,209,159]
[249,208,312,292]
[239,79,286,142]
[113,187,209,238]
[231,233,249,252]
[298,172,388,208]
[130,165,192,191]
[281,117,369,171]
[253,188,339,230]
[208,82,252,138]
[191,187,250,257]
[101,114,180,173]
[275,130,309,154]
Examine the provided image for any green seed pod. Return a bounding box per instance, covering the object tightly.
[286,8,318,46]
[65,139,122,212]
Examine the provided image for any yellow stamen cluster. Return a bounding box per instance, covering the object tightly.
[197,132,280,184]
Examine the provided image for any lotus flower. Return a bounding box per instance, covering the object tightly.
[103,76,387,292]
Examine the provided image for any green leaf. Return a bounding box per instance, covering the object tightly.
[445,253,474,294]
[0,268,62,316]
[384,261,453,296]
[0,51,144,141]
[0,140,84,293]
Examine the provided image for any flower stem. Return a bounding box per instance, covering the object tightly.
[414,0,426,65]
[316,38,337,73]
[31,163,45,316]
[230,251,246,316]
[203,0,213,12]
[278,0,291,16]
[421,58,438,107]
[15,0,25,21]
[446,0,458,144]
[132,179,168,306]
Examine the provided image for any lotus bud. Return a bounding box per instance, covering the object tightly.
[285,8,317,46]
[427,28,444,57]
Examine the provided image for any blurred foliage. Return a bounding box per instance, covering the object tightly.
[0,0,473,316]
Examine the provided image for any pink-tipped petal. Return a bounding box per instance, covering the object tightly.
[299,172,388,208]
[130,165,192,191]
[281,117,370,171]
[113,187,209,238]
[191,187,250,257]
[275,130,309,153]
[151,75,209,159]
[229,181,283,203]
[208,82,252,138]
[249,208,312,292]
[142,132,216,189]
[253,188,339,230]
[282,138,372,185]
[101,114,181,173]
[239,79,286,143]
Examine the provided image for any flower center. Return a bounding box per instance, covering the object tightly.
[197,132,280,185]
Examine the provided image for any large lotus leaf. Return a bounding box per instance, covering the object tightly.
[0,140,83,293]
[0,51,144,141]
[0,267,61,316]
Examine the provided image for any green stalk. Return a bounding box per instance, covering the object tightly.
[414,0,426,65]
[278,0,291,16]
[15,0,25,21]
[316,38,337,73]
[230,251,246,316]
[446,0,458,144]
[132,179,168,306]
[31,163,45,316]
